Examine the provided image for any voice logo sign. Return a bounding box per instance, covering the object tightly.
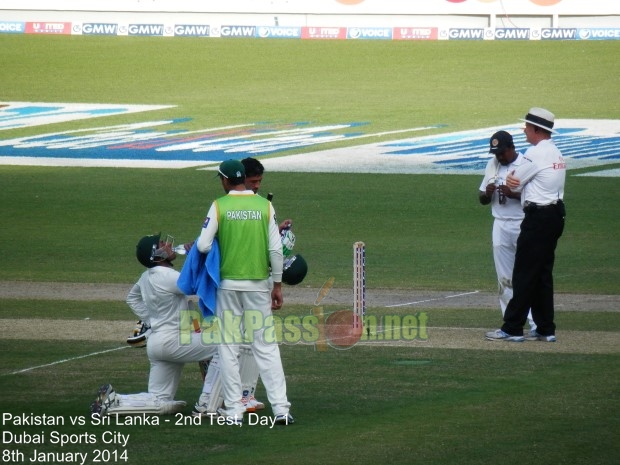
[0,22,24,33]
[347,27,392,40]
[257,26,301,38]
[578,28,620,40]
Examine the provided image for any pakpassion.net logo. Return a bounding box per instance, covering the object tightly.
[178,308,429,350]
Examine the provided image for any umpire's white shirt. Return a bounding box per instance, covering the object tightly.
[511,139,566,206]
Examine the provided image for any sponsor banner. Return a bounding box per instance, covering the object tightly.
[220,25,256,37]
[256,26,302,39]
[127,24,165,36]
[444,28,487,40]
[347,27,392,40]
[174,24,211,37]
[73,23,119,36]
[6,20,620,42]
[0,21,25,34]
[301,27,347,40]
[393,27,438,41]
[25,22,71,35]
[538,28,578,40]
[578,28,620,40]
[494,28,531,40]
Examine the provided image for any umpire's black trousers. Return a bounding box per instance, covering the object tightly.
[502,201,565,337]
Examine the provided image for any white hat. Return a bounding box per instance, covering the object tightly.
[519,107,557,134]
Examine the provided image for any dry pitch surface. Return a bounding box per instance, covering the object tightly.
[1,281,618,355]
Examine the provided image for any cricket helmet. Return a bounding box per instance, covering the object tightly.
[136,233,161,268]
[282,254,308,285]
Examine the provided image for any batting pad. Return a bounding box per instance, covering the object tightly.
[204,355,224,413]
[239,345,260,399]
[110,393,186,415]
[201,348,259,413]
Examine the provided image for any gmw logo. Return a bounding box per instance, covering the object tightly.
[541,28,576,40]
[449,28,484,40]
[174,25,210,37]
[220,26,256,37]
[82,23,118,35]
[128,24,164,36]
[495,28,530,40]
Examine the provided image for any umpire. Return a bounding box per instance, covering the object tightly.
[486,108,566,343]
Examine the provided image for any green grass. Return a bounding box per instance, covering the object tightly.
[1,37,619,292]
[1,36,619,139]
[1,35,619,465]
[1,339,618,465]
[1,166,619,293]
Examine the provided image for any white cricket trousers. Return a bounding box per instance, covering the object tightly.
[492,219,535,330]
[217,288,291,417]
[147,330,218,401]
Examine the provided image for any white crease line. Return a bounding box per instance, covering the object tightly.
[5,346,129,376]
[385,291,480,308]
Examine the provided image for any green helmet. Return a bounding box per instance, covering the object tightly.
[282,254,308,286]
[136,233,160,268]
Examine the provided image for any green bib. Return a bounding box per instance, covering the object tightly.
[215,193,271,280]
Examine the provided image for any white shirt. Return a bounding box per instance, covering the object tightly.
[511,139,566,206]
[479,153,526,221]
[126,266,188,334]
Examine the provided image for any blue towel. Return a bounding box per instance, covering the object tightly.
[177,239,220,317]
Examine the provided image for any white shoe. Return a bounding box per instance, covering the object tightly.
[161,400,187,415]
[242,395,265,413]
[127,321,151,347]
[485,329,525,342]
[90,384,118,416]
[192,393,212,417]
[526,331,557,342]
[216,408,243,426]
[274,413,295,426]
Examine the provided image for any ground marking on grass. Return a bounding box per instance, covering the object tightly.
[5,346,129,376]
[384,290,480,308]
